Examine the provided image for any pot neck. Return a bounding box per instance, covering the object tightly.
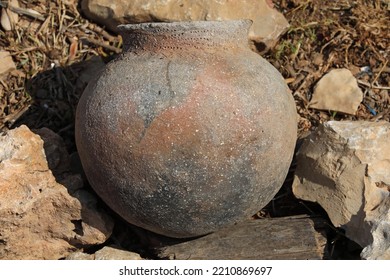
[118,20,252,53]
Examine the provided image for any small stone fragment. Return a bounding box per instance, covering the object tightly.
[292,121,390,260]
[94,246,143,260]
[0,51,16,76]
[65,251,95,260]
[0,0,19,31]
[309,68,363,115]
[65,246,143,260]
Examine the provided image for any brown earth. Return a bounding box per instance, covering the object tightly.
[0,0,389,259]
[265,0,389,137]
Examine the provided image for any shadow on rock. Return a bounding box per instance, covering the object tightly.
[14,55,108,153]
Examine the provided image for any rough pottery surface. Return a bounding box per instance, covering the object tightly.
[76,20,297,238]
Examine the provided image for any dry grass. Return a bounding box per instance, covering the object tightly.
[266,0,389,138]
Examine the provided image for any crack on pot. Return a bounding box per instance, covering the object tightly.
[139,59,175,143]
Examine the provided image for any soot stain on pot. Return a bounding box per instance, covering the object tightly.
[135,160,255,237]
[128,56,200,137]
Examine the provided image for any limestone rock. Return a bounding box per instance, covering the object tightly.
[65,246,143,260]
[80,0,289,51]
[94,246,143,260]
[0,125,114,259]
[65,251,95,260]
[309,69,363,115]
[292,121,390,259]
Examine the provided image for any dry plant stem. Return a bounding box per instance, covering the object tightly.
[372,60,388,85]
[286,0,312,15]
[357,80,390,90]
[81,23,119,42]
[0,1,45,21]
[0,105,30,129]
[36,15,51,34]
[81,37,122,54]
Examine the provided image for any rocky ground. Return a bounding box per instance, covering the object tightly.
[0,0,389,259]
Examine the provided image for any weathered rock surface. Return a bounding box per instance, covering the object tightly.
[64,251,95,260]
[65,246,143,260]
[0,125,114,259]
[94,246,143,260]
[80,0,289,51]
[309,68,363,115]
[292,121,390,259]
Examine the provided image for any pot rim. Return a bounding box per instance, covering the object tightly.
[117,19,253,32]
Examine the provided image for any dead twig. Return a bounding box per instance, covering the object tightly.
[371,60,388,86]
[286,0,312,15]
[80,37,122,54]
[80,23,119,42]
[0,103,31,129]
[357,80,390,90]
[0,1,45,21]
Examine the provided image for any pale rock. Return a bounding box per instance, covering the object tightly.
[65,251,94,260]
[309,69,363,115]
[0,125,114,259]
[80,0,289,51]
[94,246,143,260]
[292,121,390,259]
[0,0,19,31]
[0,51,16,76]
[65,246,143,260]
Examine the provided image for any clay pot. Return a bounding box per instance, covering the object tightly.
[75,20,297,238]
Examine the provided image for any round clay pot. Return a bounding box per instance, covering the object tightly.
[75,20,297,238]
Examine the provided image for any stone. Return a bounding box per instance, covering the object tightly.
[65,251,95,260]
[80,0,289,51]
[94,246,143,260]
[309,68,363,115]
[0,51,16,76]
[0,125,114,259]
[292,121,390,260]
[0,0,19,31]
[65,246,143,260]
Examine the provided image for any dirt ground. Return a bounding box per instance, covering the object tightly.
[0,0,389,259]
[267,0,389,138]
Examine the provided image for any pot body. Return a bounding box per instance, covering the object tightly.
[75,20,297,238]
